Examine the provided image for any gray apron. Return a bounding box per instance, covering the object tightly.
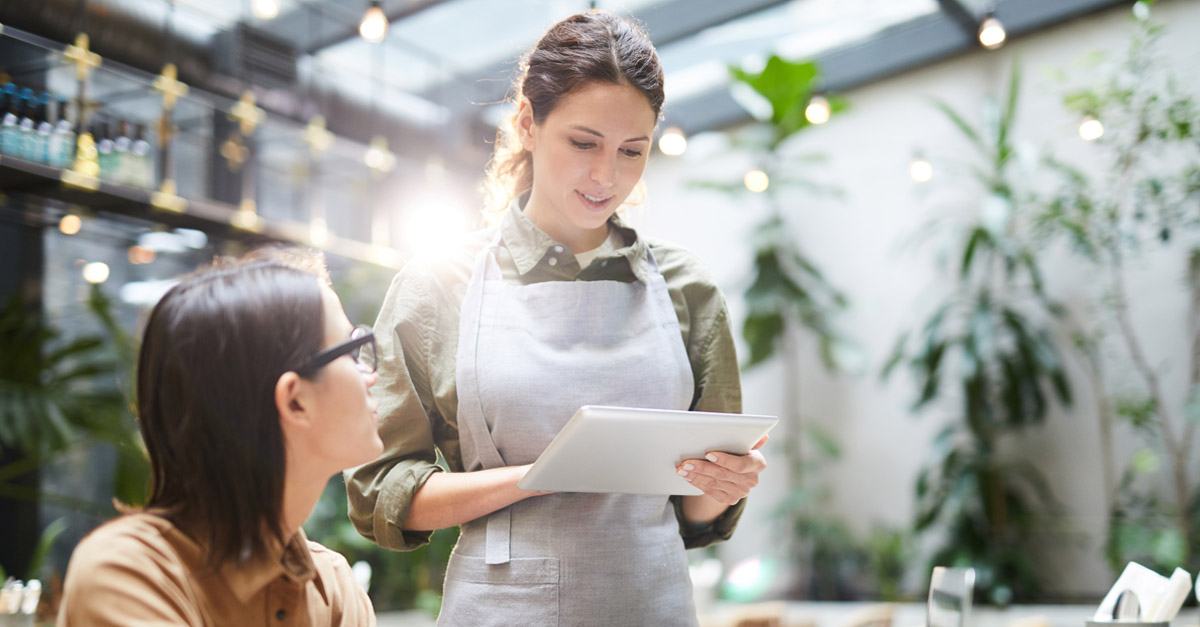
[439,231,699,627]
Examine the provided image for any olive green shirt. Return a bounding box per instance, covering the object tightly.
[345,204,745,552]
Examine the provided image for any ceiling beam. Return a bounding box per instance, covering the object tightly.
[663,0,1130,134]
[262,0,458,55]
[422,0,794,118]
[936,0,981,38]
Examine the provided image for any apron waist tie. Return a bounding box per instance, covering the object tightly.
[485,508,512,564]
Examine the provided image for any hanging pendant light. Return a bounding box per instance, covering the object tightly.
[359,0,389,43]
[977,11,1007,49]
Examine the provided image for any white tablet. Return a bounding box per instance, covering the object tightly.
[517,405,778,496]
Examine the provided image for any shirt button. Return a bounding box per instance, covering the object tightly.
[553,245,564,253]
[548,257,558,266]
[276,609,287,621]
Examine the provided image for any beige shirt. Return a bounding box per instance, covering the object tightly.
[57,513,375,627]
[346,204,745,553]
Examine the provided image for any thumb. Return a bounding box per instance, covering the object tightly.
[751,435,769,450]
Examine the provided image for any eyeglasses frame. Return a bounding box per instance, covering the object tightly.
[295,324,376,377]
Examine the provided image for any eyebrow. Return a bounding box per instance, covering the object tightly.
[569,125,650,143]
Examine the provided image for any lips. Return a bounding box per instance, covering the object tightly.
[576,190,613,212]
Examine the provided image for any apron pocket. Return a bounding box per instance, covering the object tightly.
[438,553,560,627]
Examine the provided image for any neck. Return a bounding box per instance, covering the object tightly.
[280,464,328,541]
[523,195,609,254]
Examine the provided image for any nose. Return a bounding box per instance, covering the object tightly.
[590,152,616,188]
[363,370,378,388]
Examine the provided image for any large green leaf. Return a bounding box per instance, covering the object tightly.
[730,56,820,143]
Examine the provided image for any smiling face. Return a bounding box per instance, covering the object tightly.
[517,81,657,253]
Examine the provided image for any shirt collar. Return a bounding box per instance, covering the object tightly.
[221,528,329,605]
[499,201,652,284]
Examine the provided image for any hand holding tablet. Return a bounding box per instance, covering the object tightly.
[517,405,778,496]
[675,434,769,505]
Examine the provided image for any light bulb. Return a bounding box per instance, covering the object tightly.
[658,126,687,156]
[805,94,830,125]
[251,0,279,20]
[744,169,769,193]
[909,158,933,183]
[359,2,389,43]
[1079,115,1104,141]
[59,214,82,235]
[82,262,110,284]
[978,15,1006,49]
[364,136,396,172]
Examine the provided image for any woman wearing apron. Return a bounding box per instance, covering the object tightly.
[346,10,767,626]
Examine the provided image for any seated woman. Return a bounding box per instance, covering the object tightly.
[58,248,382,626]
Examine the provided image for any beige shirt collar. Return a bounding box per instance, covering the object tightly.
[218,527,329,605]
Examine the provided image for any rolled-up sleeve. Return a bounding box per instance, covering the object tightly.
[664,248,747,549]
[672,303,747,548]
[344,269,444,552]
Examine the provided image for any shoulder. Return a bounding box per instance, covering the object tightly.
[644,237,725,302]
[377,226,494,328]
[382,226,495,313]
[67,513,185,574]
[60,514,199,624]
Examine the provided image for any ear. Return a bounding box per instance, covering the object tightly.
[514,98,537,152]
[275,371,313,434]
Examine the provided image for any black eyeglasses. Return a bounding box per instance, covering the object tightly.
[296,324,377,376]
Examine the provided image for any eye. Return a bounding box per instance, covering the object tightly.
[570,139,595,150]
[621,148,644,158]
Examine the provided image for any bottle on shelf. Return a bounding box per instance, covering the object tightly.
[113,119,131,184]
[95,118,114,179]
[49,97,76,169]
[36,93,54,165]
[130,124,153,188]
[1,84,23,157]
[16,88,38,162]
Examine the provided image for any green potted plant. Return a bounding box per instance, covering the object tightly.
[1036,0,1200,575]
[884,63,1074,605]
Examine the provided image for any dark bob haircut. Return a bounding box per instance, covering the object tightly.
[135,247,329,568]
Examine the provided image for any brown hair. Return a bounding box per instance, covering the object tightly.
[136,247,330,568]
[483,10,665,215]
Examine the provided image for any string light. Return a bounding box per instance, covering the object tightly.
[59,214,82,235]
[805,94,831,125]
[978,12,1007,49]
[82,262,110,284]
[909,155,933,183]
[359,0,389,43]
[744,170,769,193]
[658,126,687,156]
[251,0,279,20]
[1079,115,1104,141]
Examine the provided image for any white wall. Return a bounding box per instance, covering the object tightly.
[631,0,1200,599]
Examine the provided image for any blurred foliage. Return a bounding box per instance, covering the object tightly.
[0,286,146,495]
[1035,2,1200,576]
[0,286,147,579]
[698,54,900,602]
[717,56,851,370]
[883,62,1073,606]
